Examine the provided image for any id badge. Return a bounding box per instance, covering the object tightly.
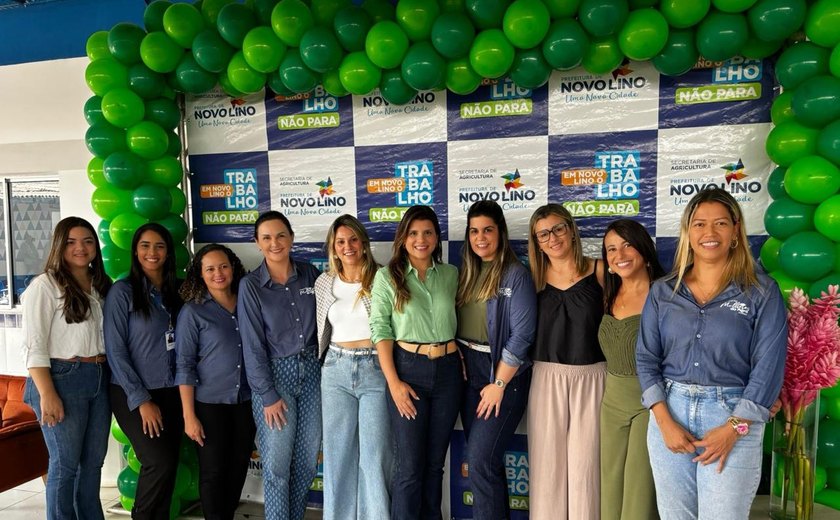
[165,329,176,351]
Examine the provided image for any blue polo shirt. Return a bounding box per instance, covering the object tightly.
[238,259,320,407]
[175,295,250,405]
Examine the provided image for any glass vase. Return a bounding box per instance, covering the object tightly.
[769,390,821,520]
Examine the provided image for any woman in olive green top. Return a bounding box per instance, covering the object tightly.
[599,219,665,520]
[369,205,462,520]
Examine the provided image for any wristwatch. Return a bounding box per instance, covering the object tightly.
[494,378,506,389]
[727,416,749,436]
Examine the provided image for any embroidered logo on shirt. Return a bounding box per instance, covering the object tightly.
[300,287,315,295]
[720,300,749,316]
[498,287,512,297]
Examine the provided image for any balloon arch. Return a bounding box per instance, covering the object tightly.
[83,0,840,515]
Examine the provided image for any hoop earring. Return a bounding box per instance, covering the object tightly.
[731,238,738,249]
[607,267,614,274]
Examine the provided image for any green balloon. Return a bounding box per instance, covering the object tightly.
[175,54,218,94]
[363,0,396,22]
[169,497,182,520]
[103,151,147,190]
[764,197,816,240]
[117,466,139,499]
[166,130,181,157]
[126,121,169,160]
[806,0,840,48]
[402,42,447,91]
[775,42,831,91]
[784,155,840,204]
[300,26,343,73]
[759,236,783,272]
[92,185,133,221]
[770,91,795,125]
[466,0,511,30]
[542,18,589,70]
[617,8,669,61]
[660,0,710,28]
[322,69,349,97]
[140,32,183,73]
[279,50,319,93]
[652,29,698,76]
[84,96,106,126]
[128,63,165,99]
[747,0,807,42]
[831,43,840,78]
[228,51,267,94]
[765,121,820,167]
[169,187,187,215]
[502,0,550,49]
[582,37,624,75]
[87,157,107,188]
[202,0,234,26]
[85,58,129,96]
[254,0,280,25]
[769,269,810,299]
[126,447,142,473]
[271,0,314,47]
[133,183,172,220]
[578,0,629,38]
[311,0,352,26]
[779,231,836,282]
[366,21,410,69]
[817,119,840,166]
[431,13,476,59]
[739,35,783,59]
[192,29,234,74]
[809,272,840,300]
[144,1,173,32]
[111,213,150,251]
[242,26,286,73]
[767,166,787,199]
[510,47,551,88]
[98,219,114,248]
[101,88,145,128]
[469,29,515,78]
[219,70,247,97]
[696,11,748,61]
[217,2,257,48]
[85,122,127,158]
[87,31,111,61]
[339,51,382,95]
[108,23,146,65]
[175,244,191,270]
[380,68,418,105]
[158,213,188,243]
[446,57,483,95]
[163,3,205,48]
[148,156,183,187]
[791,75,840,128]
[396,0,441,42]
[542,0,582,18]
[334,6,372,52]
[145,98,181,131]
[815,195,840,241]
[438,0,466,13]
[712,0,757,12]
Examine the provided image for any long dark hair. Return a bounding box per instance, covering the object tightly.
[457,201,518,306]
[601,219,665,314]
[43,216,111,323]
[388,205,443,312]
[179,244,246,304]
[129,223,182,320]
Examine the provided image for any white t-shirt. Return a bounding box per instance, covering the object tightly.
[327,277,371,343]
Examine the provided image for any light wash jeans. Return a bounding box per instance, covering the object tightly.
[252,349,322,520]
[321,345,392,520]
[647,379,765,520]
[24,360,111,520]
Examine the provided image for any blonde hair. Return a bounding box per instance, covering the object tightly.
[324,215,378,300]
[527,204,587,291]
[671,188,758,295]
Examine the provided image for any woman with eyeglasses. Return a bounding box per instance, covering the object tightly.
[526,204,606,520]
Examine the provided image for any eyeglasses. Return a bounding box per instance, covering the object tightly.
[534,222,569,243]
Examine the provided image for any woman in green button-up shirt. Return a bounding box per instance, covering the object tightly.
[369,205,463,520]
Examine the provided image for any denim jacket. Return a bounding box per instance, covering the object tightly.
[485,262,537,381]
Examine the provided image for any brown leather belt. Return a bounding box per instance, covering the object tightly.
[396,340,458,360]
[56,355,107,364]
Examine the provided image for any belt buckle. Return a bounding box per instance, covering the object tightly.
[426,343,444,360]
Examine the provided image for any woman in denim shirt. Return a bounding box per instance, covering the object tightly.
[315,215,391,520]
[176,244,255,520]
[456,201,536,520]
[636,188,787,519]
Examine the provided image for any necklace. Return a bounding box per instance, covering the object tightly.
[549,265,577,286]
[691,280,715,305]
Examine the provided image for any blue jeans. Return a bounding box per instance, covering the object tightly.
[461,349,531,520]
[388,346,464,520]
[321,345,392,520]
[24,360,111,520]
[252,349,322,520]
[647,380,765,520]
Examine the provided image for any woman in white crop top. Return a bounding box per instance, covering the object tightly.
[314,214,393,520]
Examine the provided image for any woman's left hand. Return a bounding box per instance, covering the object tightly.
[692,424,738,472]
[476,383,504,420]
